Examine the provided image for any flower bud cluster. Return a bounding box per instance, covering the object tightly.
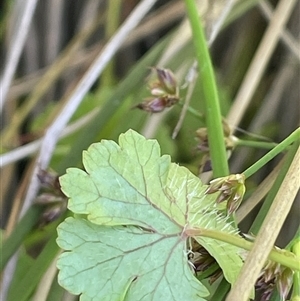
[256,255,294,301]
[205,174,246,214]
[189,239,222,284]
[196,120,235,153]
[135,67,179,113]
[195,120,237,174]
[35,169,67,226]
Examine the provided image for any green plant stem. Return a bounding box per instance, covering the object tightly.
[1,205,42,270]
[249,139,299,234]
[292,239,300,298]
[231,143,300,301]
[105,0,122,45]
[184,0,229,177]
[196,262,220,280]
[186,228,300,271]
[236,139,277,150]
[178,101,203,119]
[224,0,260,28]
[243,128,300,179]
[101,0,122,87]
[7,234,59,301]
[209,278,230,300]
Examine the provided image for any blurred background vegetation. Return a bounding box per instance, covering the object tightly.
[0,0,299,300]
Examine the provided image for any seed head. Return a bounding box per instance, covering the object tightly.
[256,257,294,301]
[205,174,246,214]
[35,169,67,226]
[135,67,179,113]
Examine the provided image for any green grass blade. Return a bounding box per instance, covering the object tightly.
[57,36,170,173]
[7,234,59,301]
[1,206,42,271]
[184,0,229,177]
[243,128,300,179]
[249,139,299,234]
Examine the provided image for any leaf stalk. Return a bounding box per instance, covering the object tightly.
[243,128,300,179]
[186,228,300,271]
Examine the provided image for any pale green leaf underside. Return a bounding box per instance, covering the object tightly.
[59,130,219,233]
[57,217,208,301]
[57,129,244,300]
[189,197,244,284]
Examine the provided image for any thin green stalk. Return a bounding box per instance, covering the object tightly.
[269,228,300,301]
[101,0,122,87]
[286,227,300,251]
[7,234,59,301]
[236,139,277,150]
[292,239,300,298]
[186,228,300,271]
[0,1,14,40]
[249,139,299,234]
[1,206,42,271]
[209,278,230,300]
[178,101,203,119]
[184,0,229,177]
[224,0,260,28]
[243,128,300,179]
[105,0,122,45]
[196,262,220,281]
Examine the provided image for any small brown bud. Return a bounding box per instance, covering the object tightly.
[154,67,177,95]
[35,169,67,226]
[37,169,60,191]
[195,120,236,155]
[135,97,168,113]
[40,202,67,226]
[277,267,293,301]
[205,174,246,214]
[135,67,179,113]
[256,253,295,301]
[35,193,66,205]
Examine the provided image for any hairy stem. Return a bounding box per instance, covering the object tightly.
[186,228,300,271]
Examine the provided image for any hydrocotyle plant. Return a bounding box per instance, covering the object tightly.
[56,129,299,301]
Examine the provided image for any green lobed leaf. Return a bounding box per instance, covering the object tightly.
[194,224,243,284]
[57,129,243,300]
[57,217,208,301]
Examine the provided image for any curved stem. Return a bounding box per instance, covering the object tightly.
[177,101,203,119]
[186,227,300,271]
[101,0,122,87]
[243,128,300,179]
[236,139,277,150]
